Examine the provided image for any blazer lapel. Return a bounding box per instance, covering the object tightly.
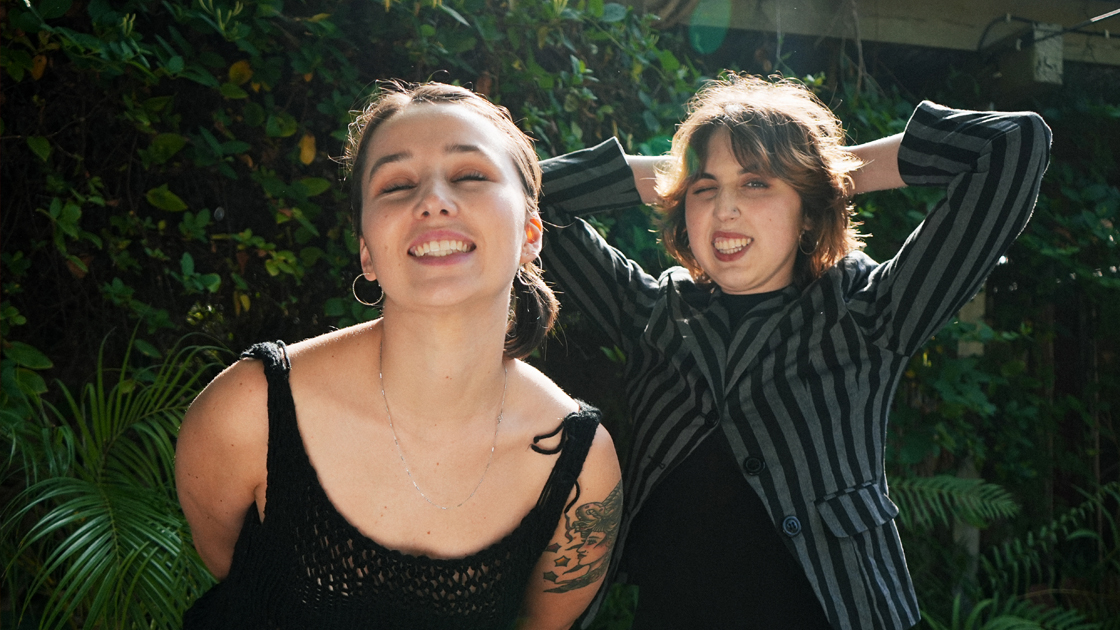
[649,269,729,405]
[723,285,800,396]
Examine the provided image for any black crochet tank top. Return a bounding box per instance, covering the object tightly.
[183,341,602,629]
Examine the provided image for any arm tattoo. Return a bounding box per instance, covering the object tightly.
[541,480,622,593]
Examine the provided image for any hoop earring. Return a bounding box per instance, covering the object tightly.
[799,231,819,256]
[352,274,383,307]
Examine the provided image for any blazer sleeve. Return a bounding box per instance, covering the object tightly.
[539,139,662,350]
[851,101,1052,356]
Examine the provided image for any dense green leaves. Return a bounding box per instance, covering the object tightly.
[141,133,189,166]
[26,136,51,162]
[3,343,54,371]
[924,594,1100,630]
[146,184,189,212]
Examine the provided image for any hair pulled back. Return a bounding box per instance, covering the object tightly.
[340,81,557,359]
[656,74,864,288]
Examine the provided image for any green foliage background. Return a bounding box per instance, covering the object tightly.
[1,0,1118,628]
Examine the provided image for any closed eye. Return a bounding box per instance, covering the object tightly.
[379,181,415,194]
[454,170,488,183]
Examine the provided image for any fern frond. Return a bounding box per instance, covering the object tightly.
[923,593,1100,630]
[981,481,1120,598]
[891,474,1021,531]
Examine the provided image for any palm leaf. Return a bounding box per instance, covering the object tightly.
[891,474,1021,530]
[1,394,76,486]
[12,478,194,628]
[2,332,225,629]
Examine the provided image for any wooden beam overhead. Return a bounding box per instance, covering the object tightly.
[630,0,1120,66]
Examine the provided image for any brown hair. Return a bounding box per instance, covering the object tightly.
[340,82,557,359]
[656,74,864,288]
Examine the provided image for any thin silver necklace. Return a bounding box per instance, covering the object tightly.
[378,341,506,510]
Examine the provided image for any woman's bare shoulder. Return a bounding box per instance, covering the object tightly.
[509,359,580,427]
[182,321,378,439]
[286,320,379,365]
[181,354,269,440]
[177,352,275,577]
[284,318,380,372]
[507,359,620,470]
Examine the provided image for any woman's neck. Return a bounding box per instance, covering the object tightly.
[376,299,510,431]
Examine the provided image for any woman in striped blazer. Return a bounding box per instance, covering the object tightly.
[537,75,1051,629]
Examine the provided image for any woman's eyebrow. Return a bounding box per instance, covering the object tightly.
[695,164,764,181]
[367,144,487,180]
[366,151,410,180]
[446,143,484,155]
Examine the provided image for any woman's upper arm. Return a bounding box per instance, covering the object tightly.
[520,424,623,630]
[625,154,664,205]
[539,139,661,348]
[175,358,269,580]
[540,138,645,222]
[847,134,905,195]
[854,102,1051,356]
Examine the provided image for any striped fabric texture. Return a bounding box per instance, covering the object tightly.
[538,102,1051,630]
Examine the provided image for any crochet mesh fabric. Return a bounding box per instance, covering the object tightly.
[183,342,601,629]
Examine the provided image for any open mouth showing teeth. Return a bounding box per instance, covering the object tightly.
[409,239,475,257]
[714,237,753,255]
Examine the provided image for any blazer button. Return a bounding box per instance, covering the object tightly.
[782,516,802,537]
[742,456,766,475]
[704,412,720,428]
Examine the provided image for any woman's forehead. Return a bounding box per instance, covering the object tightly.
[692,131,772,176]
[361,103,519,182]
[371,103,500,149]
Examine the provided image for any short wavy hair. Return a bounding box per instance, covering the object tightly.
[656,74,864,288]
[339,82,555,360]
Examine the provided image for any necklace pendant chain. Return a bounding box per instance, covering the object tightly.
[379,341,507,510]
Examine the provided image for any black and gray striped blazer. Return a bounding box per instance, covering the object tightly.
[539,102,1051,629]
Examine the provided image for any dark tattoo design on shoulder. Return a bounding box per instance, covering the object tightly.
[542,480,622,593]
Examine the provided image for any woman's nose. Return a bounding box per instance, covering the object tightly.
[714,190,740,221]
[416,179,457,218]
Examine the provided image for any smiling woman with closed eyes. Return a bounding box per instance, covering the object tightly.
[175,82,622,630]
[537,74,1051,629]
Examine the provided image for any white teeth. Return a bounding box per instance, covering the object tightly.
[410,239,473,257]
[713,237,753,254]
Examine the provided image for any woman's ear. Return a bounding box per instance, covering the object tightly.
[358,236,378,281]
[800,209,814,234]
[520,214,543,264]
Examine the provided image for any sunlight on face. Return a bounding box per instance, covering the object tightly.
[356,104,535,310]
[684,128,807,295]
